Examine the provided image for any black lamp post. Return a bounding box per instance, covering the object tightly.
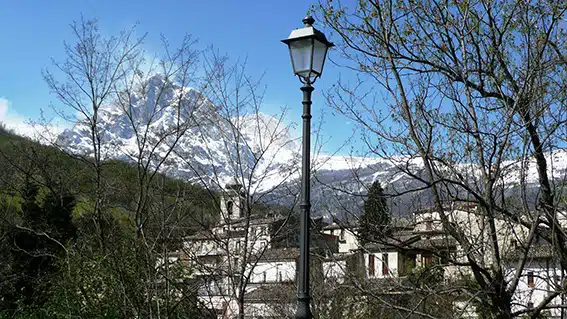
[282,16,333,319]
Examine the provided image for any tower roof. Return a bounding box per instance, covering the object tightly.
[225,176,243,190]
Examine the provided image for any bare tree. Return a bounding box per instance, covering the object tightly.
[314,0,567,317]
[174,51,305,319]
[44,17,145,251]
[39,16,312,319]
[41,17,218,318]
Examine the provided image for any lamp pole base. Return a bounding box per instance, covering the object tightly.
[295,295,312,319]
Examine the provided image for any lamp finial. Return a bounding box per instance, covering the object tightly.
[303,16,315,27]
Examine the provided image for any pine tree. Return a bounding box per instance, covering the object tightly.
[360,181,390,244]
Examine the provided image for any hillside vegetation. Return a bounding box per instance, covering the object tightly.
[0,128,217,318]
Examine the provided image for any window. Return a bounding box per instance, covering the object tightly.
[425,220,432,231]
[423,255,433,266]
[263,271,267,282]
[402,254,417,276]
[227,201,234,216]
[369,254,375,277]
[510,239,517,249]
[279,272,283,282]
[235,241,241,252]
[218,301,227,314]
[439,251,452,265]
[527,302,534,309]
[340,229,345,241]
[234,257,239,267]
[528,272,535,288]
[217,282,224,295]
[382,253,389,276]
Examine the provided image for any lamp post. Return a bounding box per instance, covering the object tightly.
[282,16,333,319]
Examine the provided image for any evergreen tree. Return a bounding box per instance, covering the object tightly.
[360,181,390,244]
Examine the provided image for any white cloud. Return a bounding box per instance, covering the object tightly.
[0,97,71,143]
[0,98,9,120]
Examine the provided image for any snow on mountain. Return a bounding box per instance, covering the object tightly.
[57,74,302,193]
[57,75,567,217]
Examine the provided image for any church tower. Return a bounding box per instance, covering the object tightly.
[221,177,244,221]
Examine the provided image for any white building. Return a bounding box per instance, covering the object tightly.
[354,205,567,318]
[180,180,339,318]
[182,179,281,318]
[502,236,565,318]
[322,222,359,253]
[179,187,567,318]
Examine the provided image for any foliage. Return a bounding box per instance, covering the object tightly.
[0,129,216,317]
[0,182,77,316]
[406,265,444,289]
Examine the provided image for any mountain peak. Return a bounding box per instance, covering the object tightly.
[57,74,300,191]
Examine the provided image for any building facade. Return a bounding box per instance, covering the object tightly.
[177,187,566,318]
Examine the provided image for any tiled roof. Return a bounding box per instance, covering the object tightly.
[412,237,458,249]
[257,248,300,262]
[218,214,285,228]
[244,283,295,302]
[184,229,247,240]
[503,244,556,260]
[414,203,478,214]
[363,231,420,251]
[358,277,416,295]
[362,231,457,252]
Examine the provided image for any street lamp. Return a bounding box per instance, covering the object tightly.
[282,15,333,319]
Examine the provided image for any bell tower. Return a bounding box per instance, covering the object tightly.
[221,177,244,221]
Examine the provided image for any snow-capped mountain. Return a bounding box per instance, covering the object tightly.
[58,74,301,192]
[58,75,567,217]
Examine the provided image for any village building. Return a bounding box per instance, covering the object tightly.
[180,180,339,318]
[175,183,567,318]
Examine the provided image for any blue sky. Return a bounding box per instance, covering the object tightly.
[0,0,364,154]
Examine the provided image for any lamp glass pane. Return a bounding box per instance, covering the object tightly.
[289,38,313,76]
[312,39,329,75]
